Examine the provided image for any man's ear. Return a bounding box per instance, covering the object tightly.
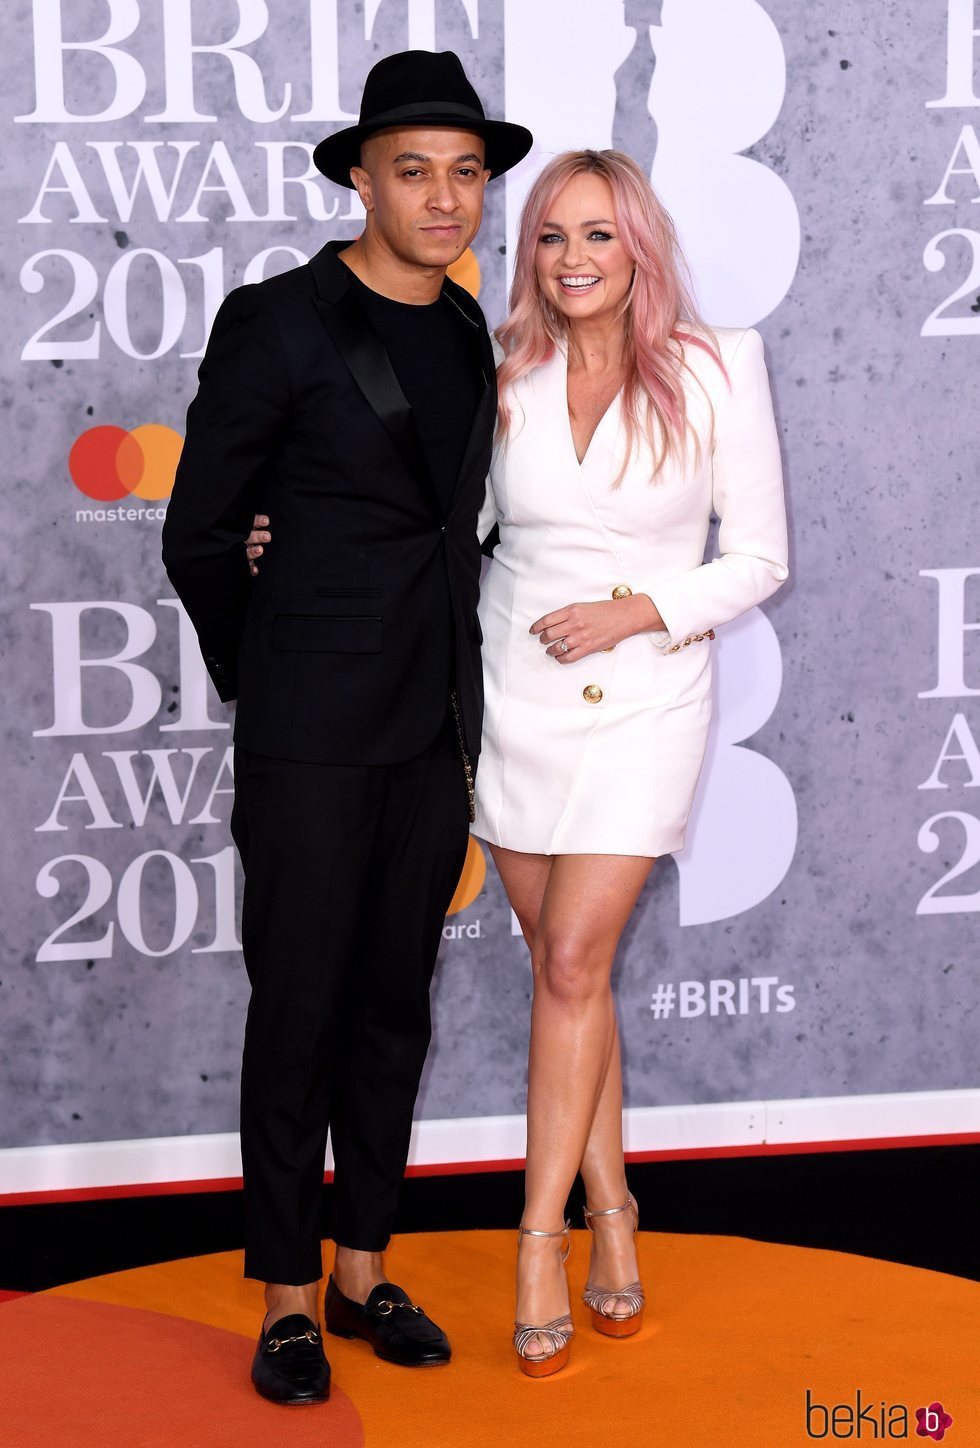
[349,165,373,213]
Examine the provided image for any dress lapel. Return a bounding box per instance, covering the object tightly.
[557,344,622,486]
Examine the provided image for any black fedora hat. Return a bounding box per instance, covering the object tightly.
[313,50,533,188]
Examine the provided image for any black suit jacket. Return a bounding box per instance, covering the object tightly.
[162,241,495,765]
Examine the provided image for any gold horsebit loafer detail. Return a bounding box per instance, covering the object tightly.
[323,1276,451,1367]
[375,1299,424,1317]
[252,1311,332,1406]
[266,1327,321,1353]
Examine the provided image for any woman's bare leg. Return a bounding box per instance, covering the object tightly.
[490,847,653,1354]
[489,844,553,951]
[577,1026,642,1313]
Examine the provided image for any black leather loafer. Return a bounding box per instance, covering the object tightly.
[251,1313,331,1404]
[324,1276,451,1366]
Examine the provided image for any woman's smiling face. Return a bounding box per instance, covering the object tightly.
[535,172,634,325]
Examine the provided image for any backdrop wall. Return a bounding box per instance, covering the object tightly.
[3,0,979,1199]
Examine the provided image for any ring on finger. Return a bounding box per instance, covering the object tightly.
[557,638,570,655]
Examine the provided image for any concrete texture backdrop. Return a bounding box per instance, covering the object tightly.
[1,0,976,1152]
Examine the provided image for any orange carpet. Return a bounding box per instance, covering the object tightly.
[2,1230,977,1446]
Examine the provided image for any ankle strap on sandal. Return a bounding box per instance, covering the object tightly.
[518,1220,571,1264]
[583,1193,638,1232]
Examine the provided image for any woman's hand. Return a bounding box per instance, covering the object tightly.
[531,594,664,663]
[246,514,271,576]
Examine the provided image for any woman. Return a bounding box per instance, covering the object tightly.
[247,149,788,1379]
[472,149,787,1377]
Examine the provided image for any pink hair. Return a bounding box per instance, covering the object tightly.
[496,150,722,480]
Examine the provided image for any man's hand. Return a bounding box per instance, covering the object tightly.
[530,594,664,663]
[246,514,271,576]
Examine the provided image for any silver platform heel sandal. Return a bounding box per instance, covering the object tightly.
[582,1193,645,1337]
[513,1222,574,1377]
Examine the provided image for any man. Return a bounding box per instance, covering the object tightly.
[162,50,531,1405]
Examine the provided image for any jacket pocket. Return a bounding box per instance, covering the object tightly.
[314,587,381,598]
[272,614,382,654]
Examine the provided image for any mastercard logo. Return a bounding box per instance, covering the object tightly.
[69,424,183,502]
[65,253,477,505]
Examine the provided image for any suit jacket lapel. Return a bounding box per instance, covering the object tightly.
[309,243,439,512]
[442,289,496,512]
[452,382,496,507]
[308,242,497,517]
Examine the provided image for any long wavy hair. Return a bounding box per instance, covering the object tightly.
[496,150,722,481]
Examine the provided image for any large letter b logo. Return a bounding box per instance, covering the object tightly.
[676,608,797,925]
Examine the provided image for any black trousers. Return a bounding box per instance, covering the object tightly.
[230,712,469,1284]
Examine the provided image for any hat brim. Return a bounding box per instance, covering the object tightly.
[313,114,533,188]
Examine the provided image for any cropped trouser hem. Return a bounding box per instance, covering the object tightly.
[242,1245,326,1287]
[231,712,469,1284]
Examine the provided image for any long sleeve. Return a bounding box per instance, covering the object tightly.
[162,285,291,700]
[646,328,788,648]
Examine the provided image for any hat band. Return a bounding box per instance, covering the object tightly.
[359,99,487,128]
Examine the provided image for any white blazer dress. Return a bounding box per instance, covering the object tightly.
[472,326,788,858]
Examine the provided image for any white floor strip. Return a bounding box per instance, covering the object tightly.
[2,1089,979,1198]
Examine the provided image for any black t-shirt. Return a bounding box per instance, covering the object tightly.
[349,272,483,514]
